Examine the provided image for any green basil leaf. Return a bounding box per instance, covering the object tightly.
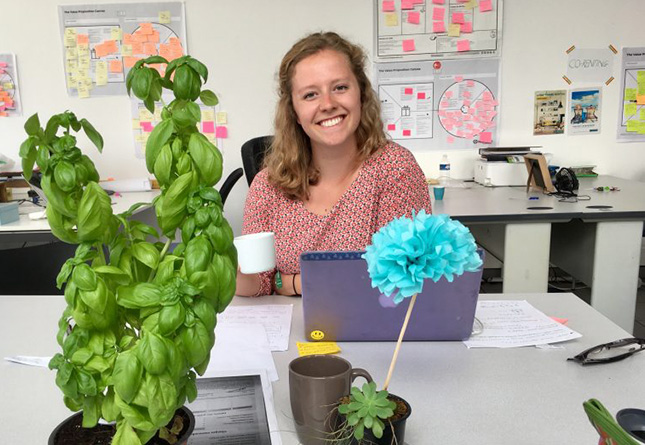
[132,67,153,100]
[117,283,162,309]
[186,101,201,123]
[72,263,97,291]
[185,372,198,402]
[21,145,38,181]
[137,332,167,375]
[24,113,41,136]
[77,182,113,242]
[81,155,100,183]
[41,173,75,217]
[56,261,74,289]
[158,303,185,335]
[186,57,208,82]
[188,133,222,186]
[113,350,143,404]
[158,171,193,236]
[102,388,119,422]
[132,242,160,270]
[180,321,213,368]
[146,373,177,427]
[213,256,236,313]
[184,236,212,277]
[53,160,77,192]
[145,119,175,173]
[198,187,221,204]
[181,216,196,245]
[205,220,233,254]
[79,279,108,314]
[164,338,186,382]
[193,298,216,332]
[94,265,131,285]
[77,369,98,397]
[46,206,78,244]
[199,89,219,106]
[114,393,155,432]
[154,256,180,285]
[153,143,173,186]
[36,144,51,173]
[19,135,35,158]
[80,118,104,153]
[173,64,192,100]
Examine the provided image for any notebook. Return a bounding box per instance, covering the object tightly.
[300,250,484,342]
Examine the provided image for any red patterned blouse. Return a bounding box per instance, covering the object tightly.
[241,141,431,296]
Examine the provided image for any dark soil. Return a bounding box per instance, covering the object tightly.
[51,409,191,445]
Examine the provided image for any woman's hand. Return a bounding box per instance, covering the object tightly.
[276,273,301,296]
[235,268,261,297]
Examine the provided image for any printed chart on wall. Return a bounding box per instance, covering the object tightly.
[617,47,645,141]
[375,58,500,151]
[375,0,503,61]
[58,2,186,98]
[0,54,22,117]
[131,93,227,159]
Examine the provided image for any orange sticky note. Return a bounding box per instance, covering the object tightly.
[77,34,89,44]
[139,23,154,34]
[457,39,470,51]
[408,11,420,24]
[123,56,140,68]
[479,0,493,12]
[637,95,645,105]
[452,12,465,24]
[382,0,395,12]
[432,7,445,20]
[123,33,134,44]
[131,42,144,54]
[402,39,415,52]
[143,42,158,55]
[103,40,118,53]
[148,31,160,43]
[94,44,108,58]
[133,32,148,43]
[109,60,123,73]
[433,21,446,33]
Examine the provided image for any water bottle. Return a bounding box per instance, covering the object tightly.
[439,154,451,186]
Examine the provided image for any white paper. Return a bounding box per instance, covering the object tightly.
[463,300,582,348]
[190,369,281,445]
[205,323,278,381]
[4,355,51,367]
[218,305,293,352]
[566,48,614,83]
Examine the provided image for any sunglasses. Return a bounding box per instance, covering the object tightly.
[568,338,645,365]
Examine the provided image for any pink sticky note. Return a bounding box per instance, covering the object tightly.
[408,11,420,24]
[457,39,470,52]
[463,90,471,98]
[452,12,465,24]
[447,136,455,143]
[404,87,413,95]
[401,0,414,10]
[140,122,153,132]
[440,101,449,108]
[382,0,395,12]
[463,99,471,106]
[202,121,215,133]
[387,124,396,131]
[417,92,426,99]
[479,0,493,12]
[0,62,7,67]
[463,115,472,121]
[479,131,492,143]
[466,80,475,87]
[445,91,454,98]
[468,108,476,115]
[461,22,473,33]
[550,317,569,325]
[482,91,493,101]
[432,0,445,3]
[402,39,415,52]
[455,76,464,82]
[215,126,228,138]
[402,129,411,136]
[432,7,445,21]
[433,21,446,33]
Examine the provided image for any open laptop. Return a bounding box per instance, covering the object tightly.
[301,250,484,342]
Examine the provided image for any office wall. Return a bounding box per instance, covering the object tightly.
[2,0,645,235]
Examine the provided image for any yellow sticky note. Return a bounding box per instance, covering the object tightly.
[216,112,228,124]
[624,103,637,117]
[121,44,133,56]
[66,48,78,61]
[132,119,140,130]
[77,84,90,98]
[638,122,645,134]
[205,133,216,143]
[2,83,12,90]
[465,0,478,9]
[66,59,78,73]
[154,107,163,121]
[627,120,639,132]
[64,28,77,47]
[296,342,341,357]
[385,12,398,27]
[135,133,147,143]
[139,109,154,121]
[95,75,107,86]
[201,109,215,122]
[625,88,637,102]
[111,27,122,41]
[159,11,171,24]
[448,23,461,37]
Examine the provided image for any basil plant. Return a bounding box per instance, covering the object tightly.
[19,55,237,445]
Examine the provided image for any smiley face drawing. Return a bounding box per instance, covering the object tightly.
[310,330,325,341]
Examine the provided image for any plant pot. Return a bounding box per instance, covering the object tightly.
[336,394,411,445]
[48,406,195,445]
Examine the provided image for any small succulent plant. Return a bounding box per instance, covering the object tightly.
[337,382,397,441]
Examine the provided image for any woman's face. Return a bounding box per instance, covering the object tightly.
[290,49,362,153]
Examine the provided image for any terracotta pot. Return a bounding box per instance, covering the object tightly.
[48,406,195,445]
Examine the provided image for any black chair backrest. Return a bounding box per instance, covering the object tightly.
[219,167,243,205]
[241,136,273,186]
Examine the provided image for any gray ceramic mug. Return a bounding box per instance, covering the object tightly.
[289,355,372,445]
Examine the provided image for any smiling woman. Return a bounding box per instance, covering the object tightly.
[236,32,431,298]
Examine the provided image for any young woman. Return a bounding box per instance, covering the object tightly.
[236,32,431,297]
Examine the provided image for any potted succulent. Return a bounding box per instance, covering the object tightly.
[19,55,236,445]
[331,211,483,444]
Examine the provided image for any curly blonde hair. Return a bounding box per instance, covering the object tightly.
[264,32,386,201]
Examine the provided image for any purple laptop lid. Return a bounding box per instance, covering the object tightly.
[301,250,484,342]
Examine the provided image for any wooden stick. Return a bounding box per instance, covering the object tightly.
[383,293,417,391]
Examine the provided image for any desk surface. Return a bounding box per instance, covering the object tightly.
[0,190,159,235]
[432,175,645,223]
[1,292,643,444]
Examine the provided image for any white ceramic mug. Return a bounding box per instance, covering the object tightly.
[233,232,276,274]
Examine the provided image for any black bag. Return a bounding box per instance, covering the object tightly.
[555,167,579,193]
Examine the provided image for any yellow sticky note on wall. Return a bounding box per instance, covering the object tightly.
[201,109,215,122]
[627,120,639,132]
[448,24,461,37]
[625,88,637,102]
[624,103,637,117]
[296,342,341,357]
[385,12,398,27]
[111,27,122,41]
[159,11,171,24]
[216,112,228,124]
[64,28,77,47]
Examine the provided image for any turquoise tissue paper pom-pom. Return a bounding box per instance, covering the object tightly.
[362,210,482,303]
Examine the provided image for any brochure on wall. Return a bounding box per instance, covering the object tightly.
[566,47,615,84]
[533,90,566,135]
[58,2,187,97]
[568,88,601,135]
[190,370,281,445]
[0,54,22,117]
[617,47,645,141]
[374,0,503,61]
[374,57,500,151]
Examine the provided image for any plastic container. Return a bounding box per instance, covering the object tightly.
[0,202,19,225]
[439,154,451,186]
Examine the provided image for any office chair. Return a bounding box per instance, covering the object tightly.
[219,167,243,205]
[241,136,273,186]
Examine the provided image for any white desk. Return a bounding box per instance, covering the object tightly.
[432,175,645,333]
[0,190,159,243]
[1,293,643,444]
